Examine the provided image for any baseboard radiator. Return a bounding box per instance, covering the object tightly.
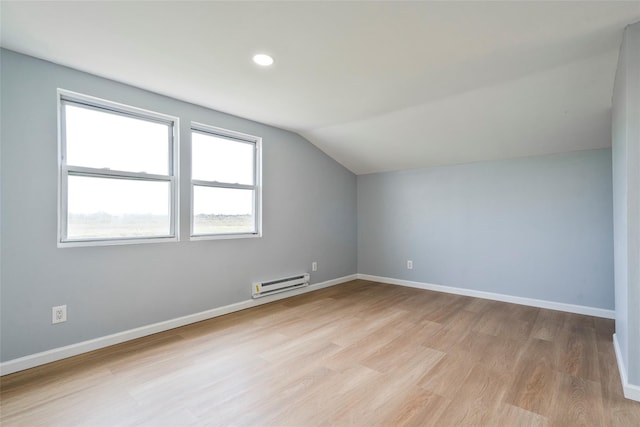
[252,273,310,298]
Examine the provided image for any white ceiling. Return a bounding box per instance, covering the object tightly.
[2,1,639,174]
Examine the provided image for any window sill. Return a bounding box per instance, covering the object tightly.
[58,235,178,248]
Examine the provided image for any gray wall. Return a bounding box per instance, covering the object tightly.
[0,49,357,362]
[612,22,640,386]
[358,149,614,309]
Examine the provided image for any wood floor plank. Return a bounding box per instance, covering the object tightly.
[1,279,638,426]
[471,300,513,336]
[421,294,473,324]
[556,324,601,382]
[491,403,550,427]
[361,327,443,374]
[416,353,477,399]
[323,317,415,372]
[531,308,566,341]
[253,365,381,427]
[421,322,471,353]
[330,347,445,426]
[463,296,493,313]
[374,387,450,427]
[441,309,483,333]
[550,372,606,427]
[431,362,510,426]
[504,338,559,417]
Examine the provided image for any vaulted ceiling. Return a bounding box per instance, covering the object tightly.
[2,1,639,174]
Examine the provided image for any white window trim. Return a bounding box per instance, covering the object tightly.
[57,89,180,248]
[189,122,262,241]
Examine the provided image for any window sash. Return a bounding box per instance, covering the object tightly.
[60,170,177,243]
[191,129,256,186]
[60,98,175,176]
[192,185,257,236]
[63,174,174,242]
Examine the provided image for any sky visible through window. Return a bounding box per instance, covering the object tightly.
[192,131,255,218]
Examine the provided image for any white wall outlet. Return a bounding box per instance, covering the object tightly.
[312,261,318,272]
[407,260,413,270]
[52,305,67,324]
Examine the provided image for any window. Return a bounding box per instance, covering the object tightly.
[58,90,179,246]
[191,123,261,238]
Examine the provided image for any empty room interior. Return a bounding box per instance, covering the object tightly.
[2,1,640,425]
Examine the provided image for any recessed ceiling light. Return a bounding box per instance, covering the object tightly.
[253,54,274,67]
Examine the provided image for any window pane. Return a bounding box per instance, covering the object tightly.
[193,186,255,235]
[65,103,170,175]
[192,132,254,185]
[67,175,171,240]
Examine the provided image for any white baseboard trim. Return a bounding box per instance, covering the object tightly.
[0,274,357,376]
[357,274,615,319]
[613,333,640,402]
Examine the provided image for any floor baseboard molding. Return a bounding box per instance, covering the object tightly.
[357,274,615,319]
[0,274,357,376]
[613,333,640,402]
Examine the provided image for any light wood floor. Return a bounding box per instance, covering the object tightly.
[1,280,639,426]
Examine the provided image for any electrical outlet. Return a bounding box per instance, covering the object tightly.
[52,305,67,324]
[407,260,413,270]
[312,261,318,272]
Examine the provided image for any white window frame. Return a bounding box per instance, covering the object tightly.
[57,89,180,247]
[190,122,262,240]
